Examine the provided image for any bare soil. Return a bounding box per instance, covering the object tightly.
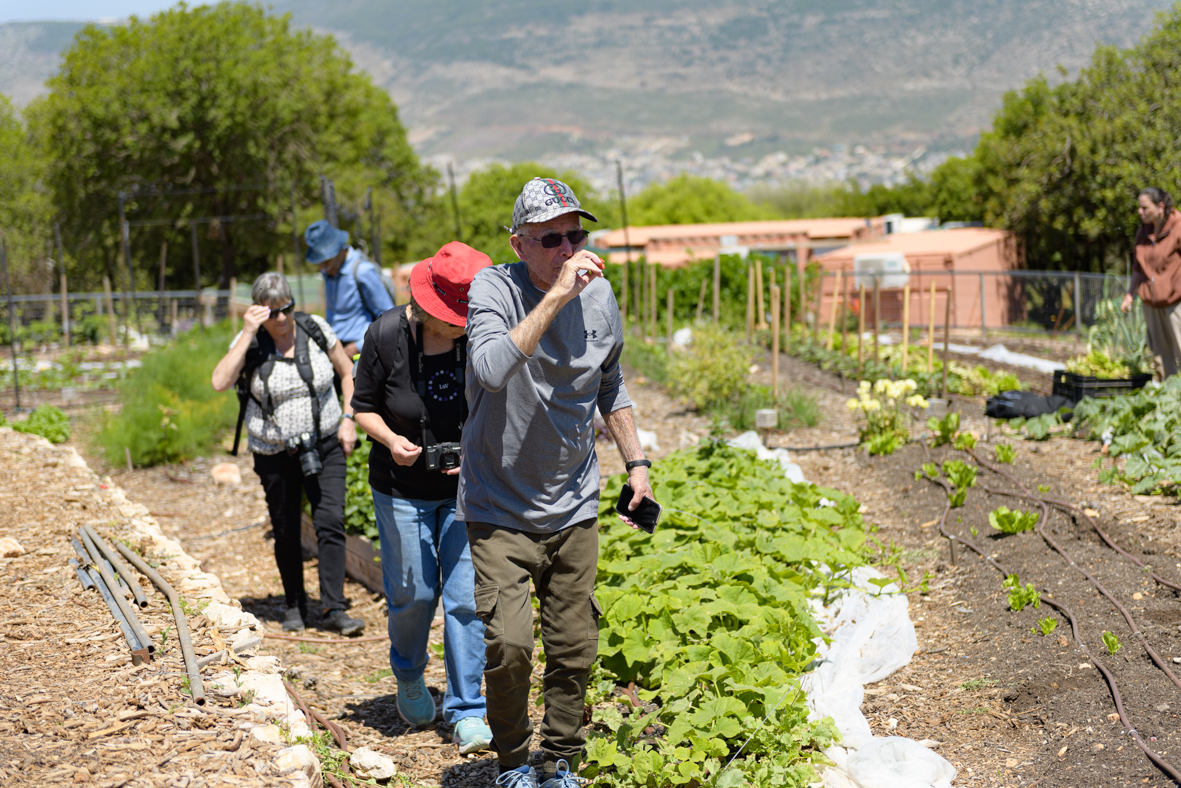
[9,332,1181,788]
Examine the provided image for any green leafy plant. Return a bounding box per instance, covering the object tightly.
[1036,484,1050,493]
[8,405,71,444]
[847,378,928,456]
[1103,631,1122,655]
[942,460,976,508]
[1034,617,1058,636]
[1073,377,1181,495]
[988,506,1039,534]
[959,678,998,691]
[668,323,752,410]
[179,596,207,616]
[364,669,393,684]
[928,411,959,448]
[1002,574,1040,612]
[995,443,1016,464]
[953,431,977,450]
[1065,349,1134,379]
[586,441,867,787]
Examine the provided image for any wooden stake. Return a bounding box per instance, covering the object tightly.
[637,257,645,329]
[771,283,781,398]
[621,255,628,327]
[158,241,167,334]
[755,259,766,330]
[102,275,118,346]
[839,270,848,358]
[170,298,178,336]
[783,269,791,338]
[712,255,721,325]
[277,254,284,275]
[797,256,807,327]
[901,284,911,371]
[941,285,952,399]
[229,276,238,336]
[927,281,937,372]
[826,269,841,350]
[873,274,881,365]
[60,272,70,348]
[650,264,658,340]
[812,274,823,344]
[695,278,708,322]
[857,283,865,377]
[666,287,674,348]
[745,265,754,342]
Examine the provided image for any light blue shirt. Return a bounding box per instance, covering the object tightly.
[322,246,394,352]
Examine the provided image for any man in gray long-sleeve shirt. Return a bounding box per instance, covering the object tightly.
[458,177,655,788]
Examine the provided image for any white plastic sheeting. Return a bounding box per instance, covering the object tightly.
[976,344,1064,375]
[725,433,957,788]
[727,431,805,484]
[803,567,956,788]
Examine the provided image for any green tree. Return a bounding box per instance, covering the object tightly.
[628,173,774,226]
[28,2,435,292]
[0,95,53,292]
[447,162,615,265]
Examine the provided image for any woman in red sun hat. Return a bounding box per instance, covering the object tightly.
[351,242,494,753]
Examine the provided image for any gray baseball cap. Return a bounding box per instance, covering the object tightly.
[511,177,598,234]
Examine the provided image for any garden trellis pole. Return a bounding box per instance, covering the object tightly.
[616,161,630,327]
[857,283,865,378]
[783,270,791,338]
[666,287,674,348]
[55,224,68,347]
[712,255,720,325]
[941,285,952,399]
[290,185,306,311]
[873,273,881,365]
[826,269,841,351]
[839,269,848,361]
[102,276,118,346]
[927,281,936,371]
[117,192,142,339]
[695,279,707,322]
[755,259,766,331]
[745,264,753,342]
[158,241,168,332]
[191,224,205,333]
[771,281,780,398]
[901,284,910,370]
[447,163,462,243]
[0,239,19,411]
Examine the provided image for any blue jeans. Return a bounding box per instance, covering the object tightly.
[372,490,486,724]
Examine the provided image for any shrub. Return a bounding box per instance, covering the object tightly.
[714,384,820,431]
[8,405,71,443]
[847,378,928,456]
[668,323,751,410]
[95,324,237,465]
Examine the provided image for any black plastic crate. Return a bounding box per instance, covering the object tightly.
[1051,370,1153,403]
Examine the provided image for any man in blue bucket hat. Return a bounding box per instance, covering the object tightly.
[305,219,395,357]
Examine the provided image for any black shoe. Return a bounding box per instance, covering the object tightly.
[322,609,365,636]
[282,606,305,632]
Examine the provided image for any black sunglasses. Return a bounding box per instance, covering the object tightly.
[264,301,295,319]
[523,229,590,249]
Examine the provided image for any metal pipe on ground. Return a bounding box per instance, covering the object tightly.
[115,542,205,705]
[82,565,150,665]
[71,537,128,593]
[68,558,94,591]
[81,526,147,608]
[78,529,154,658]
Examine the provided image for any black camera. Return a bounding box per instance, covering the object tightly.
[286,432,322,477]
[423,442,462,471]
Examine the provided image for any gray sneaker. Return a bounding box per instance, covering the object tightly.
[322,609,365,636]
[494,766,538,788]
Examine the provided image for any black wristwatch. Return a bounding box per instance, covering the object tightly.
[625,459,652,471]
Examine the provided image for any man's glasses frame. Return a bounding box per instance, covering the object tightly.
[521,229,590,249]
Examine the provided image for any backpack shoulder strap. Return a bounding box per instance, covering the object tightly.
[293,312,331,357]
[352,258,377,321]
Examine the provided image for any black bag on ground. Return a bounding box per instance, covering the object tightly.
[984,389,1073,420]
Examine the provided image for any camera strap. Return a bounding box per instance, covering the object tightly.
[294,324,322,444]
[413,320,466,448]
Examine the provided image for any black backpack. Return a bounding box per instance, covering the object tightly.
[231,312,332,456]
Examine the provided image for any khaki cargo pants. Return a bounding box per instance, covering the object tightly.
[466,519,601,775]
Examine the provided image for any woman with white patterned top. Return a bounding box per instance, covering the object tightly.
[212,272,365,635]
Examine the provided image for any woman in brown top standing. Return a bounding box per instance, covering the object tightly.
[1122,187,1181,376]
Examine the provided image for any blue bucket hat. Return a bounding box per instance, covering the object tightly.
[304,219,350,265]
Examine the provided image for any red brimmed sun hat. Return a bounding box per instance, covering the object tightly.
[410,241,493,327]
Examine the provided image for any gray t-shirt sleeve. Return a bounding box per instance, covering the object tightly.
[597,296,631,415]
[467,268,531,392]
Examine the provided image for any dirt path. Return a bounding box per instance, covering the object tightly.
[54,340,1181,788]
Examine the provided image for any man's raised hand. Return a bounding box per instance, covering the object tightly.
[552,251,605,304]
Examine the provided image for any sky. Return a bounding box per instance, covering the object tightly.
[0,0,179,23]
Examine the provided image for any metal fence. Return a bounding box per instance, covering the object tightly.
[1,290,236,344]
[815,270,1127,336]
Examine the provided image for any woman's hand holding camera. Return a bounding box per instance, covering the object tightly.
[388,433,423,466]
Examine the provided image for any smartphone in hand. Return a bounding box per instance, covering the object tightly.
[615,483,661,534]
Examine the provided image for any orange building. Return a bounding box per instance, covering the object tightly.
[814,228,1022,329]
[597,218,885,268]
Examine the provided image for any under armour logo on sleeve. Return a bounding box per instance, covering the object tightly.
[584,330,598,340]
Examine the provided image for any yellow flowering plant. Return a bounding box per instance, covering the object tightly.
[847,378,929,455]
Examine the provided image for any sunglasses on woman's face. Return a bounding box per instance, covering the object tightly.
[523,229,590,249]
[264,301,295,319]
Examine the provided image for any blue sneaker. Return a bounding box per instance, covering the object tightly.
[454,716,493,755]
[494,765,538,788]
[395,675,437,727]
[539,760,582,788]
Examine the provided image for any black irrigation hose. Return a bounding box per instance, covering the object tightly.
[983,485,1181,692]
[919,452,1181,784]
[114,542,205,706]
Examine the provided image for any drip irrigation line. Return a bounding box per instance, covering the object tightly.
[81,526,148,609]
[263,631,389,644]
[918,454,1181,784]
[284,679,354,787]
[779,441,860,452]
[983,485,1181,692]
[78,529,154,658]
[114,541,206,706]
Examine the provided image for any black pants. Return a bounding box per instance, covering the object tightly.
[253,436,348,613]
